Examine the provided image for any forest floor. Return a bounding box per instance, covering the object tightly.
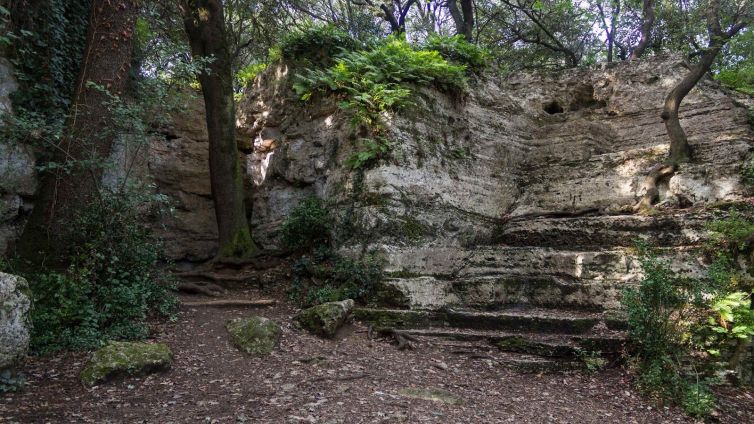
[2,287,754,424]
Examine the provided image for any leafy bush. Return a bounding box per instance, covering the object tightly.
[28,184,178,355]
[622,244,717,416]
[289,246,384,307]
[280,197,331,250]
[275,24,358,66]
[423,34,489,74]
[294,37,467,102]
[623,217,754,416]
[716,64,754,95]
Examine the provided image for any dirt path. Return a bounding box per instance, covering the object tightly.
[2,290,753,423]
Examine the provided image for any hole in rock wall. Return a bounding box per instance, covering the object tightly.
[568,84,607,111]
[543,100,564,115]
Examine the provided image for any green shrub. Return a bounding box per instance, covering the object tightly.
[716,65,754,95]
[423,34,489,74]
[28,184,178,355]
[289,246,384,307]
[622,244,694,362]
[276,24,358,66]
[294,37,467,102]
[682,383,716,418]
[622,244,714,416]
[280,197,331,250]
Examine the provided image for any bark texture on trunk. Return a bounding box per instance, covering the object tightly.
[180,0,257,259]
[448,0,474,41]
[16,0,137,266]
[630,0,654,59]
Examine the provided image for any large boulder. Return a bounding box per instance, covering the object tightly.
[226,316,281,355]
[0,272,31,372]
[80,341,173,386]
[294,299,354,338]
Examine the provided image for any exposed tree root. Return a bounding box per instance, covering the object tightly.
[633,162,677,213]
[378,328,418,350]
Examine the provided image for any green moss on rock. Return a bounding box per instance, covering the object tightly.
[80,341,173,386]
[226,316,281,355]
[294,299,354,338]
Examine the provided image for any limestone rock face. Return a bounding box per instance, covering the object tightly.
[226,316,281,355]
[294,299,355,338]
[0,273,31,372]
[79,341,173,386]
[0,58,35,256]
[239,56,754,310]
[148,97,219,262]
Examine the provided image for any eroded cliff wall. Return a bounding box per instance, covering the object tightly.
[239,56,754,310]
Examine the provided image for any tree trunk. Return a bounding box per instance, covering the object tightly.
[180,0,257,259]
[16,0,137,267]
[448,0,474,41]
[630,0,654,59]
[634,0,747,211]
[661,47,721,164]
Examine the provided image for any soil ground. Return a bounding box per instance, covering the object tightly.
[2,288,754,423]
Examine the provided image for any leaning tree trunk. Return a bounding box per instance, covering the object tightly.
[16,0,137,267]
[180,0,257,259]
[634,0,747,211]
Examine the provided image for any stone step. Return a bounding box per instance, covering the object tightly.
[498,212,709,249]
[353,307,626,335]
[380,245,702,310]
[380,333,590,374]
[379,274,626,310]
[397,328,626,357]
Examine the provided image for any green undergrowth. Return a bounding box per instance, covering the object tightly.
[17,185,179,355]
[289,246,384,307]
[623,209,754,418]
[280,196,385,307]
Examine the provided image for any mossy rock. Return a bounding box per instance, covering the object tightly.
[80,341,173,386]
[493,335,573,357]
[226,316,281,355]
[294,299,354,338]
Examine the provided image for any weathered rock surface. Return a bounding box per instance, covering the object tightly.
[226,316,281,355]
[239,56,753,311]
[0,273,31,372]
[79,341,173,386]
[294,299,354,338]
[147,97,219,262]
[0,58,35,257]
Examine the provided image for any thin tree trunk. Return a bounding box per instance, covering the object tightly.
[448,0,475,41]
[16,0,137,267]
[661,47,721,164]
[630,0,654,59]
[634,0,748,211]
[180,0,257,259]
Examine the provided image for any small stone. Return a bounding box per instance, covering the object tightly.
[226,316,281,355]
[293,299,354,338]
[80,341,173,386]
